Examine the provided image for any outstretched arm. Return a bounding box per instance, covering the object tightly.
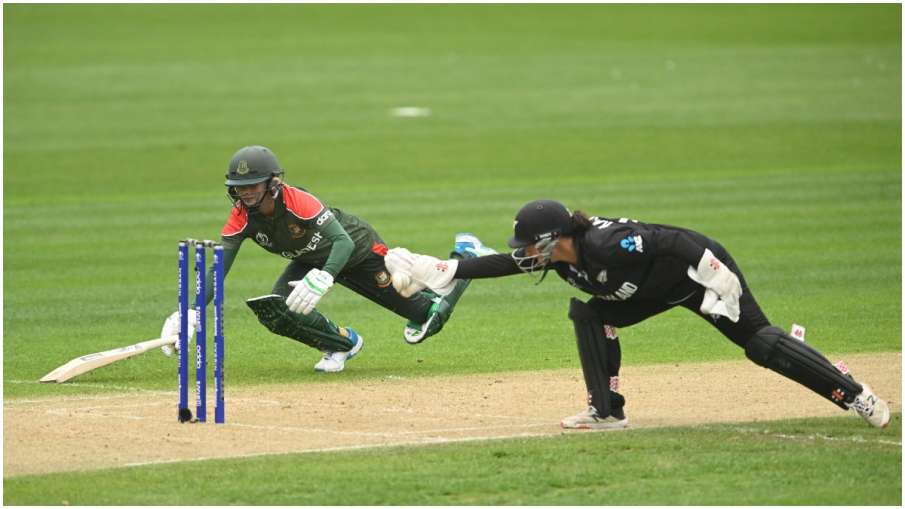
[386,249,523,297]
[453,253,522,278]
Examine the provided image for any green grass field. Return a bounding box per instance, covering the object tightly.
[4,4,901,505]
[5,415,902,505]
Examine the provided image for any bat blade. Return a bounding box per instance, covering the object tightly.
[40,336,178,383]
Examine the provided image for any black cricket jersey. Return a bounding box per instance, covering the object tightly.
[457,216,716,303]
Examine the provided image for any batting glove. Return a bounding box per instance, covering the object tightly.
[160,309,198,357]
[287,268,334,315]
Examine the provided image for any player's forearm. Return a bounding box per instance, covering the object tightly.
[203,244,239,305]
[454,253,522,279]
[320,220,354,277]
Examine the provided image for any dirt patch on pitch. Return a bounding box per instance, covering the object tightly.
[4,352,900,477]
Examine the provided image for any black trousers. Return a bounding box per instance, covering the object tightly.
[586,243,771,349]
[272,252,436,324]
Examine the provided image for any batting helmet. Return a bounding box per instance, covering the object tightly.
[225,145,283,186]
[224,145,285,208]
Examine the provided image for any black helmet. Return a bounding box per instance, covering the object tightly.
[507,199,572,248]
[225,145,283,186]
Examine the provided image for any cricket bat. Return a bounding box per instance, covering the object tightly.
[39,336,178,383]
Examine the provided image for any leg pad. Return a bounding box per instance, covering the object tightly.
[246,295,353,352]
[746,326,861,408]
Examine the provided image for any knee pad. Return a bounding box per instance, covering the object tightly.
[747,326,861,408]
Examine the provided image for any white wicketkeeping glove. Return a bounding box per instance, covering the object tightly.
[699,288,740,322]
[687,249,742,322]
[386,248,426,297]
[286,268,334,315]
[160,309,198,356]
[409,254,459,296]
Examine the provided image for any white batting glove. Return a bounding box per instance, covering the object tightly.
[410,255,459,296]
[386,248,426,297]
[286,268,334,315]
[160,309,198,357]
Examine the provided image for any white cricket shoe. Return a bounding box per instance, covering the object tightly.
[314,329,364,373]
[848,383,890,428]
[561,406,629,430]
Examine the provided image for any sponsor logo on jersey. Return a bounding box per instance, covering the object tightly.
[255,232,273,247]
[315,210,333,226]
[237,160,250,175]
[280,231,324,258]
[287,223,306,239]
[619,235,644,253]
[597,281,638,301]
[374,270,392,288]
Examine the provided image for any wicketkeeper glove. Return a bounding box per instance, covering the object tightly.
[386,248,460,298]
[686,249,742,322]
[286,268,334,315]
[385,247,425,297]
[699,288,740,322]
[160,309,198,357]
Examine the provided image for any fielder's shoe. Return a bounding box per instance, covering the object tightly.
[403,297,448,344]
[453,233,497,259]
[561,406,629,430]
[847,383,890,428]
[314,328,364,373]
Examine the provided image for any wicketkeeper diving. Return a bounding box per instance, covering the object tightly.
[384,199,892,430]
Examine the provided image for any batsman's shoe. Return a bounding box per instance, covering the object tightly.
[561,406,629,430]
[847,383,890,428]
[314,328,363,373]
[403,297,450,344]
[453,233,497,259]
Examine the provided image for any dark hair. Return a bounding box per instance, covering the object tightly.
[569,210,593,235]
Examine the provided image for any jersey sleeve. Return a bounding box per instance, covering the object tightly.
[220,205,249,248]
[319,220,355,277]
[455,253,523,279]
[283,186,326,221]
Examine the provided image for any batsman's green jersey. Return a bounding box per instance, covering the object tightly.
[204,185,387,303]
